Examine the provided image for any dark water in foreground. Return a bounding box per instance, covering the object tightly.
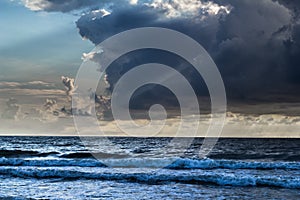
[0,137,299,199]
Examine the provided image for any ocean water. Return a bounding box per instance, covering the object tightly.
[0,137,299,199]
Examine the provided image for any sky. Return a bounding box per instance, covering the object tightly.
[0,0,93,82]
[0,0,300,137]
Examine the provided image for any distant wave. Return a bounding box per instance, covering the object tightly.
[0,149,129,160]
[209,153,300,161]
[0,158,106,167]
[60,152,129,159]
[0,167,299,189]
[0,157,299,170]
[0,149,59,158]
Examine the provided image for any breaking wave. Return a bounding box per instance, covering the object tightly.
[0,167,299,189]
[0,157,299,170]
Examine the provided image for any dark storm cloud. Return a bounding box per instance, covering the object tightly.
[75,0,300,101]
[211,0,293,97]
[76,0,229,45]
[75,1,231,103]
[22,0,300,102]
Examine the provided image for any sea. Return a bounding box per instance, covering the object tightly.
[0,136,299,199]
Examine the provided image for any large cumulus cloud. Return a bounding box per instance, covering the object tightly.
[75,0,300,101]
[22,0,300,104]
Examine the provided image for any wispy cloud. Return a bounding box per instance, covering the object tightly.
[0,81,56,89]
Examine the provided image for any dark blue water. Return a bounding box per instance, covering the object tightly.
[0,137,299,199]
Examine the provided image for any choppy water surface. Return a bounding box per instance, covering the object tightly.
[0,137,299,199]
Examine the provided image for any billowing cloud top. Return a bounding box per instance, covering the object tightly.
[61,76,76,96]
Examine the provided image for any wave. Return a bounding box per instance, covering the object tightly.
[209,153,300,161]
[166,158,300,170]
[0,158,106,167]
[0,149,128,159]
[0,167,299,189]
[0,149,59,158]
[0,157,299,170]
[60,152,129,159]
